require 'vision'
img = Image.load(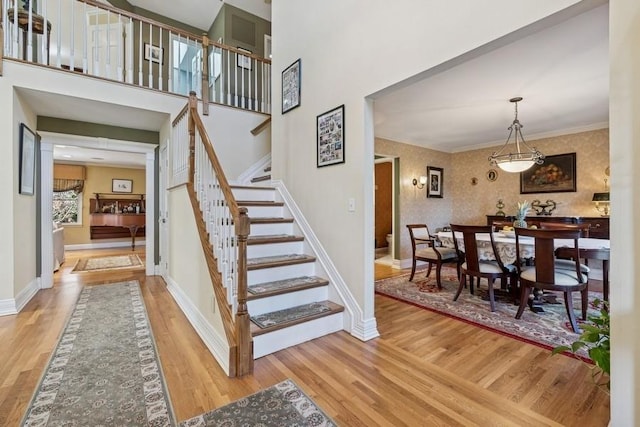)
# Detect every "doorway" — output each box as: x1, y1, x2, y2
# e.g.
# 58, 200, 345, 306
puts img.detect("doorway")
374, 156, 398, 267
